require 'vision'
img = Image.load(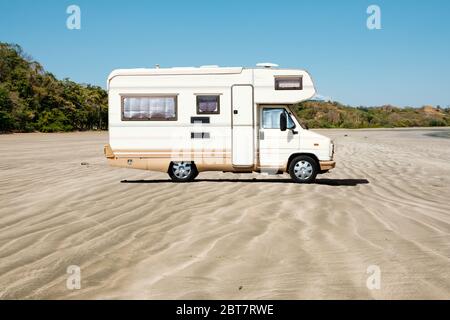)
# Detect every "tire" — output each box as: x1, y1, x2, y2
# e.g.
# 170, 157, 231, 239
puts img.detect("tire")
168, 161, 198, 182
288, 155, 318, 183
